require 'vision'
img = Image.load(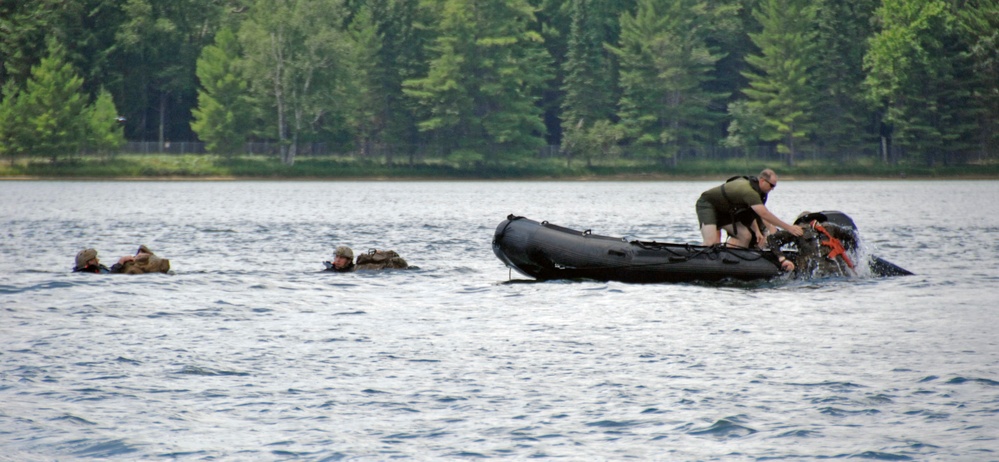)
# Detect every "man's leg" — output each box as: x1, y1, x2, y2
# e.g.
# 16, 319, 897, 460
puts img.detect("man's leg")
700, 223, 721, 245
724, 222, 754, 248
